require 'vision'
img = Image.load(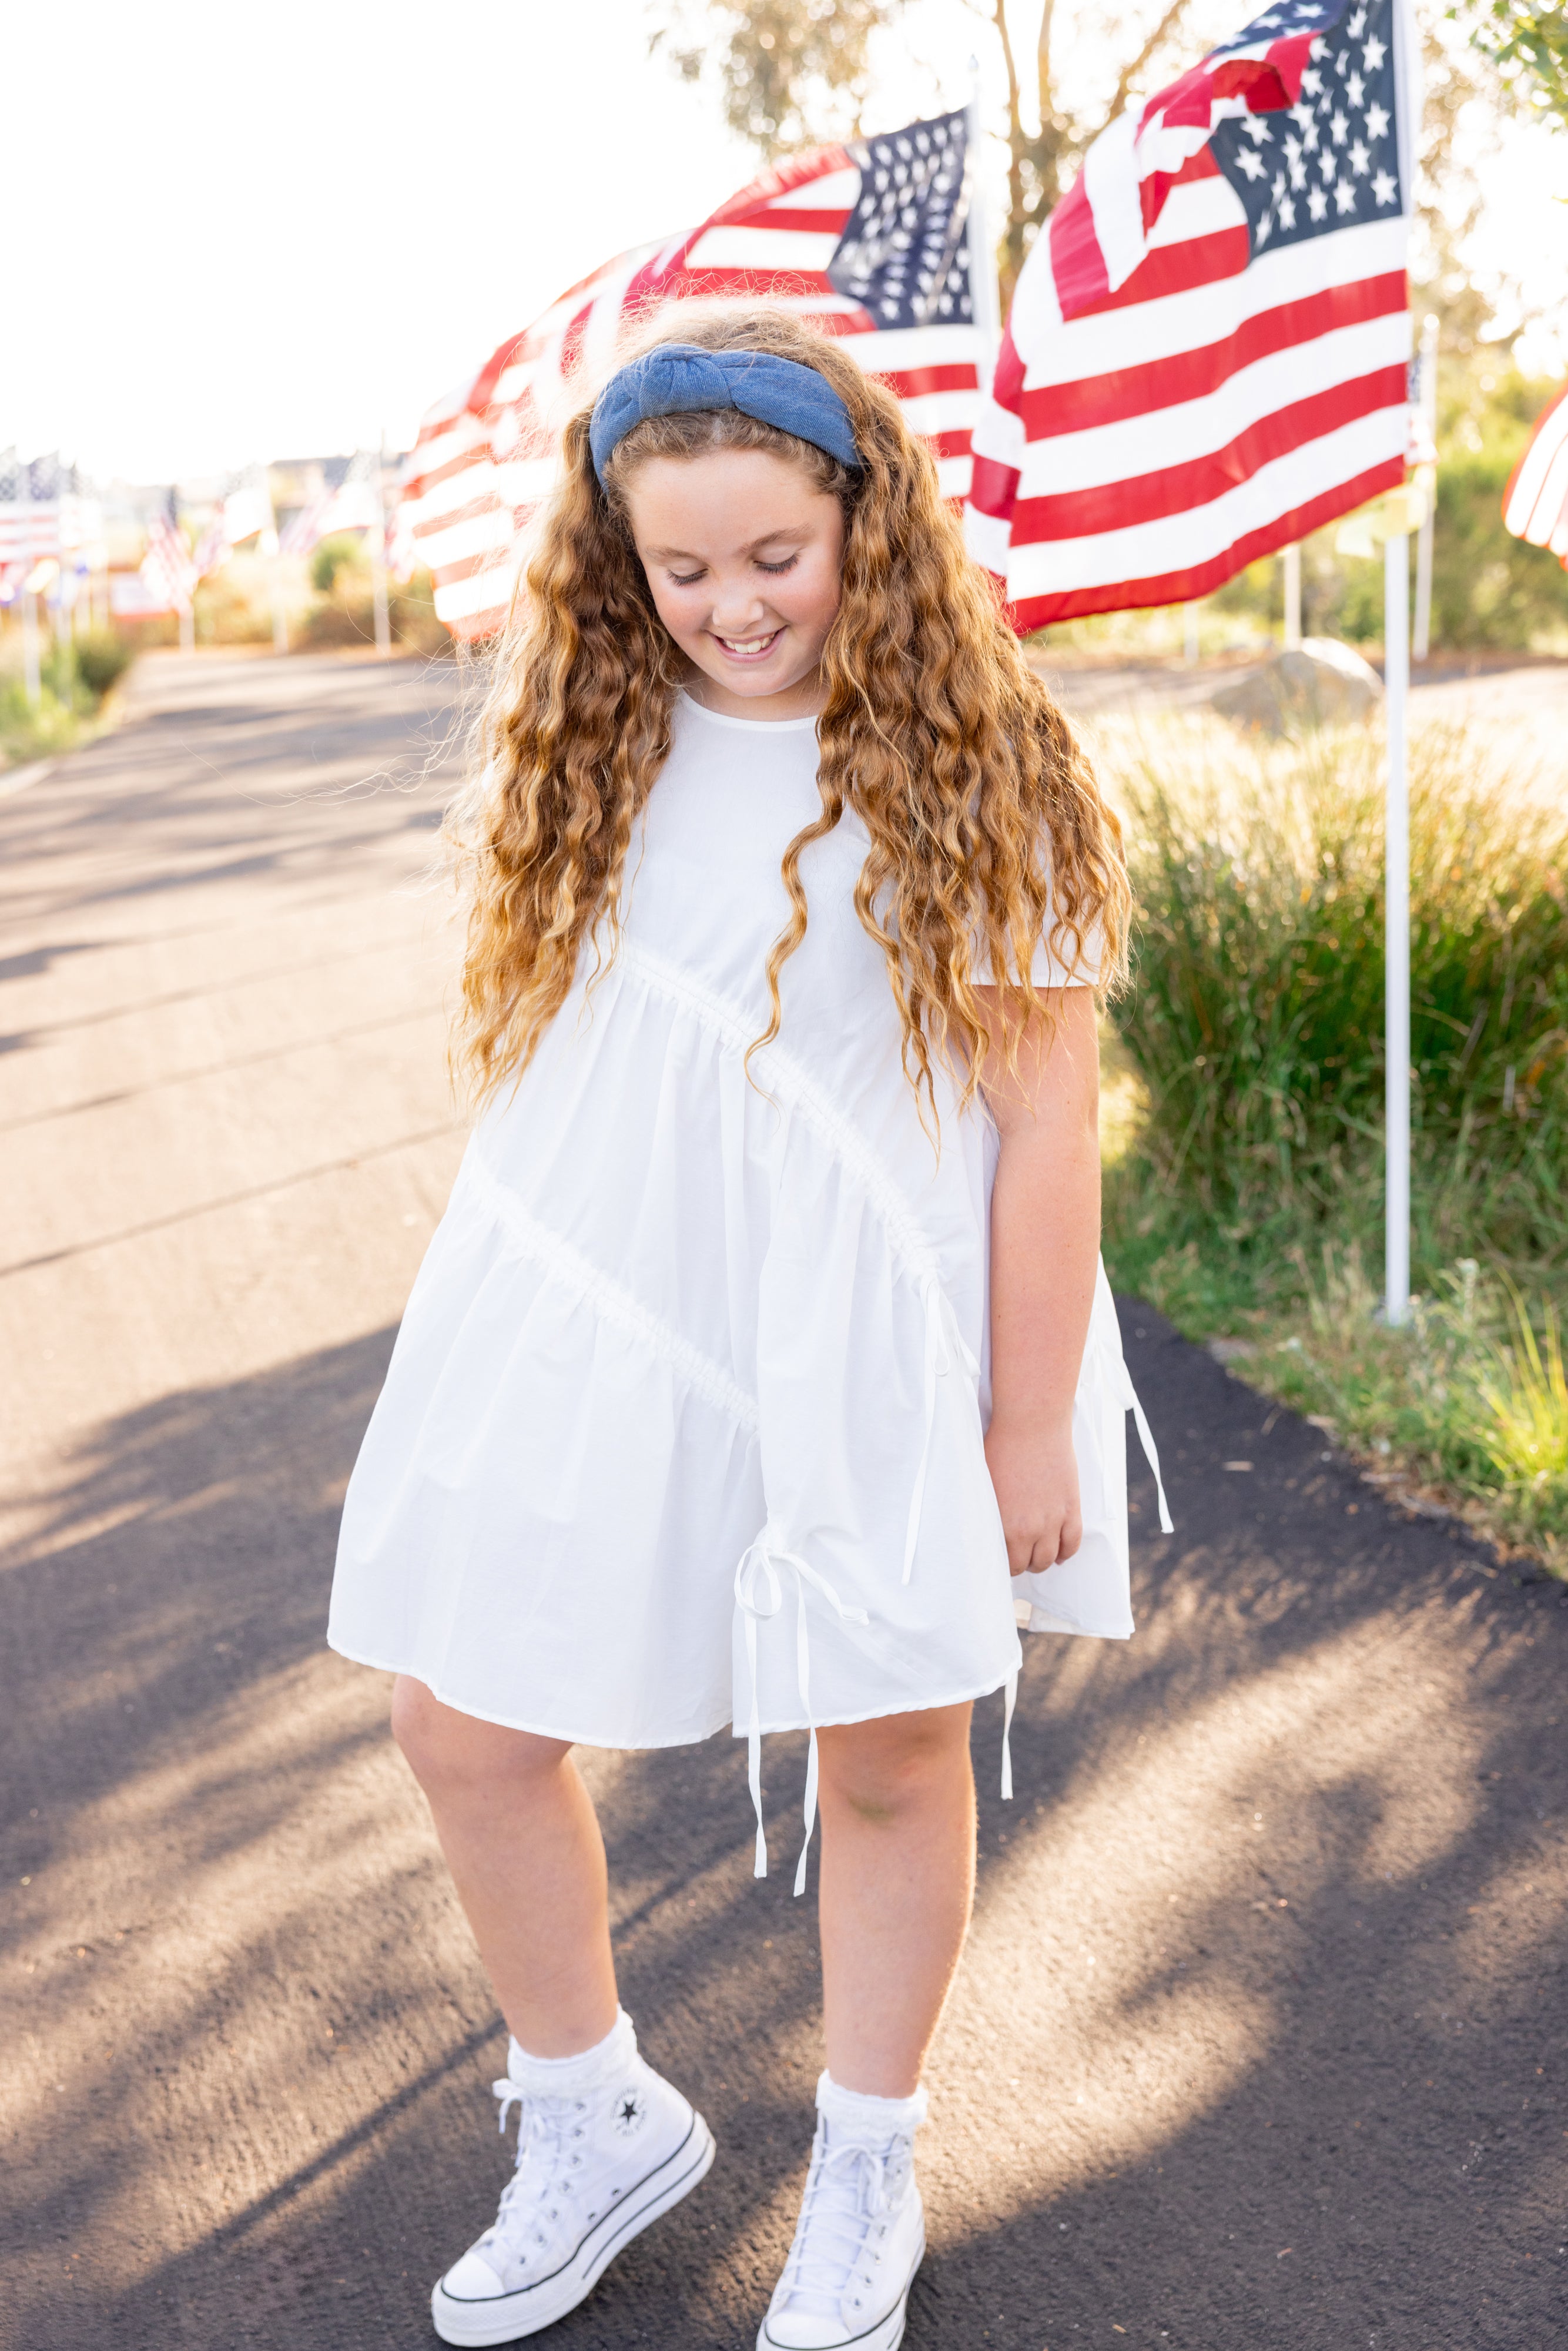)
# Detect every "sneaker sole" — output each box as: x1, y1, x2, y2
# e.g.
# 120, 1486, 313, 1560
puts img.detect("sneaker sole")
431, 2111, 716, 2346
756, 2221, 924, 2351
